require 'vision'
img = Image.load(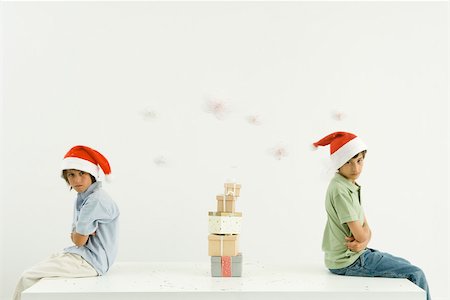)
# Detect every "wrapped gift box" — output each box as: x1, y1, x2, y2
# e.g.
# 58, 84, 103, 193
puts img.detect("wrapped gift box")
208, 234, 239, 256
216, 194, 237, 213
224, 183, 241, 197
211, 253, 243, 277
208, 212, 242, 234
